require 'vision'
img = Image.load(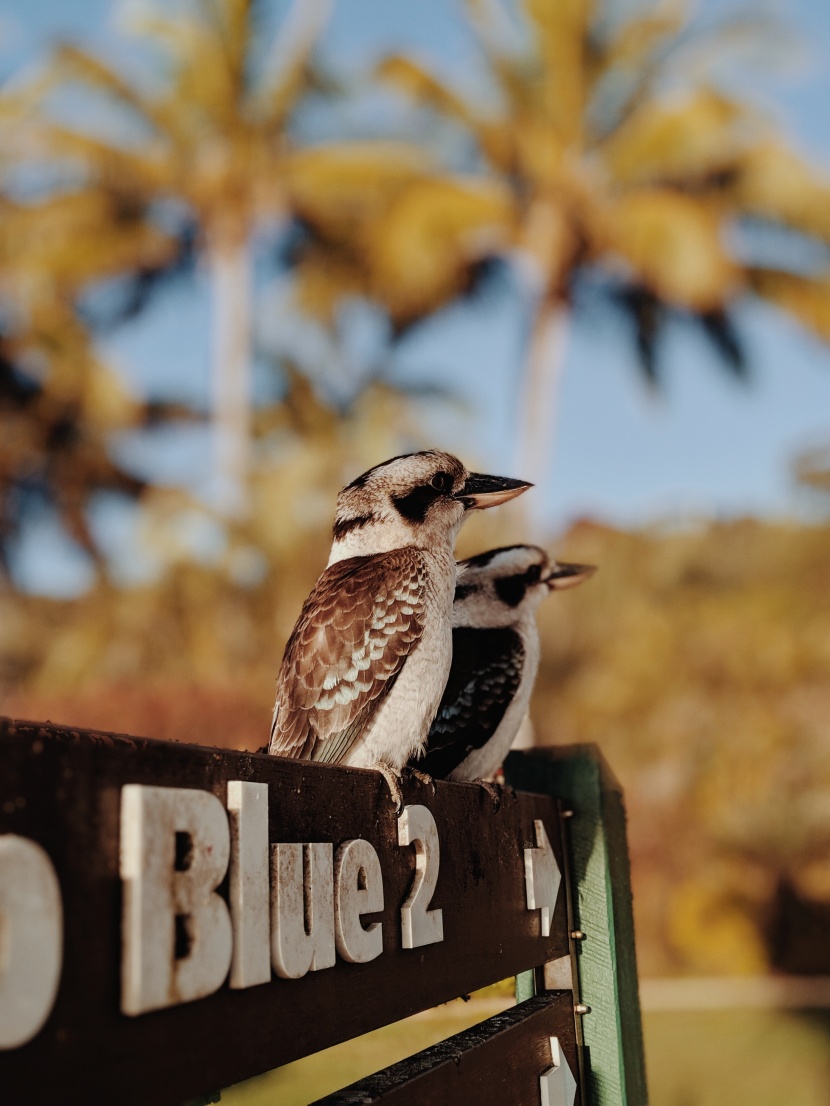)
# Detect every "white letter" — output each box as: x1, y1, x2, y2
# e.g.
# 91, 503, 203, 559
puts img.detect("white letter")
398, 805, 443, 949
334, 839, 384, 964
120, 785, 232, 1015
227, 781, 271, 988
270, 842, 335, 979
0, 836, 63, 1049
